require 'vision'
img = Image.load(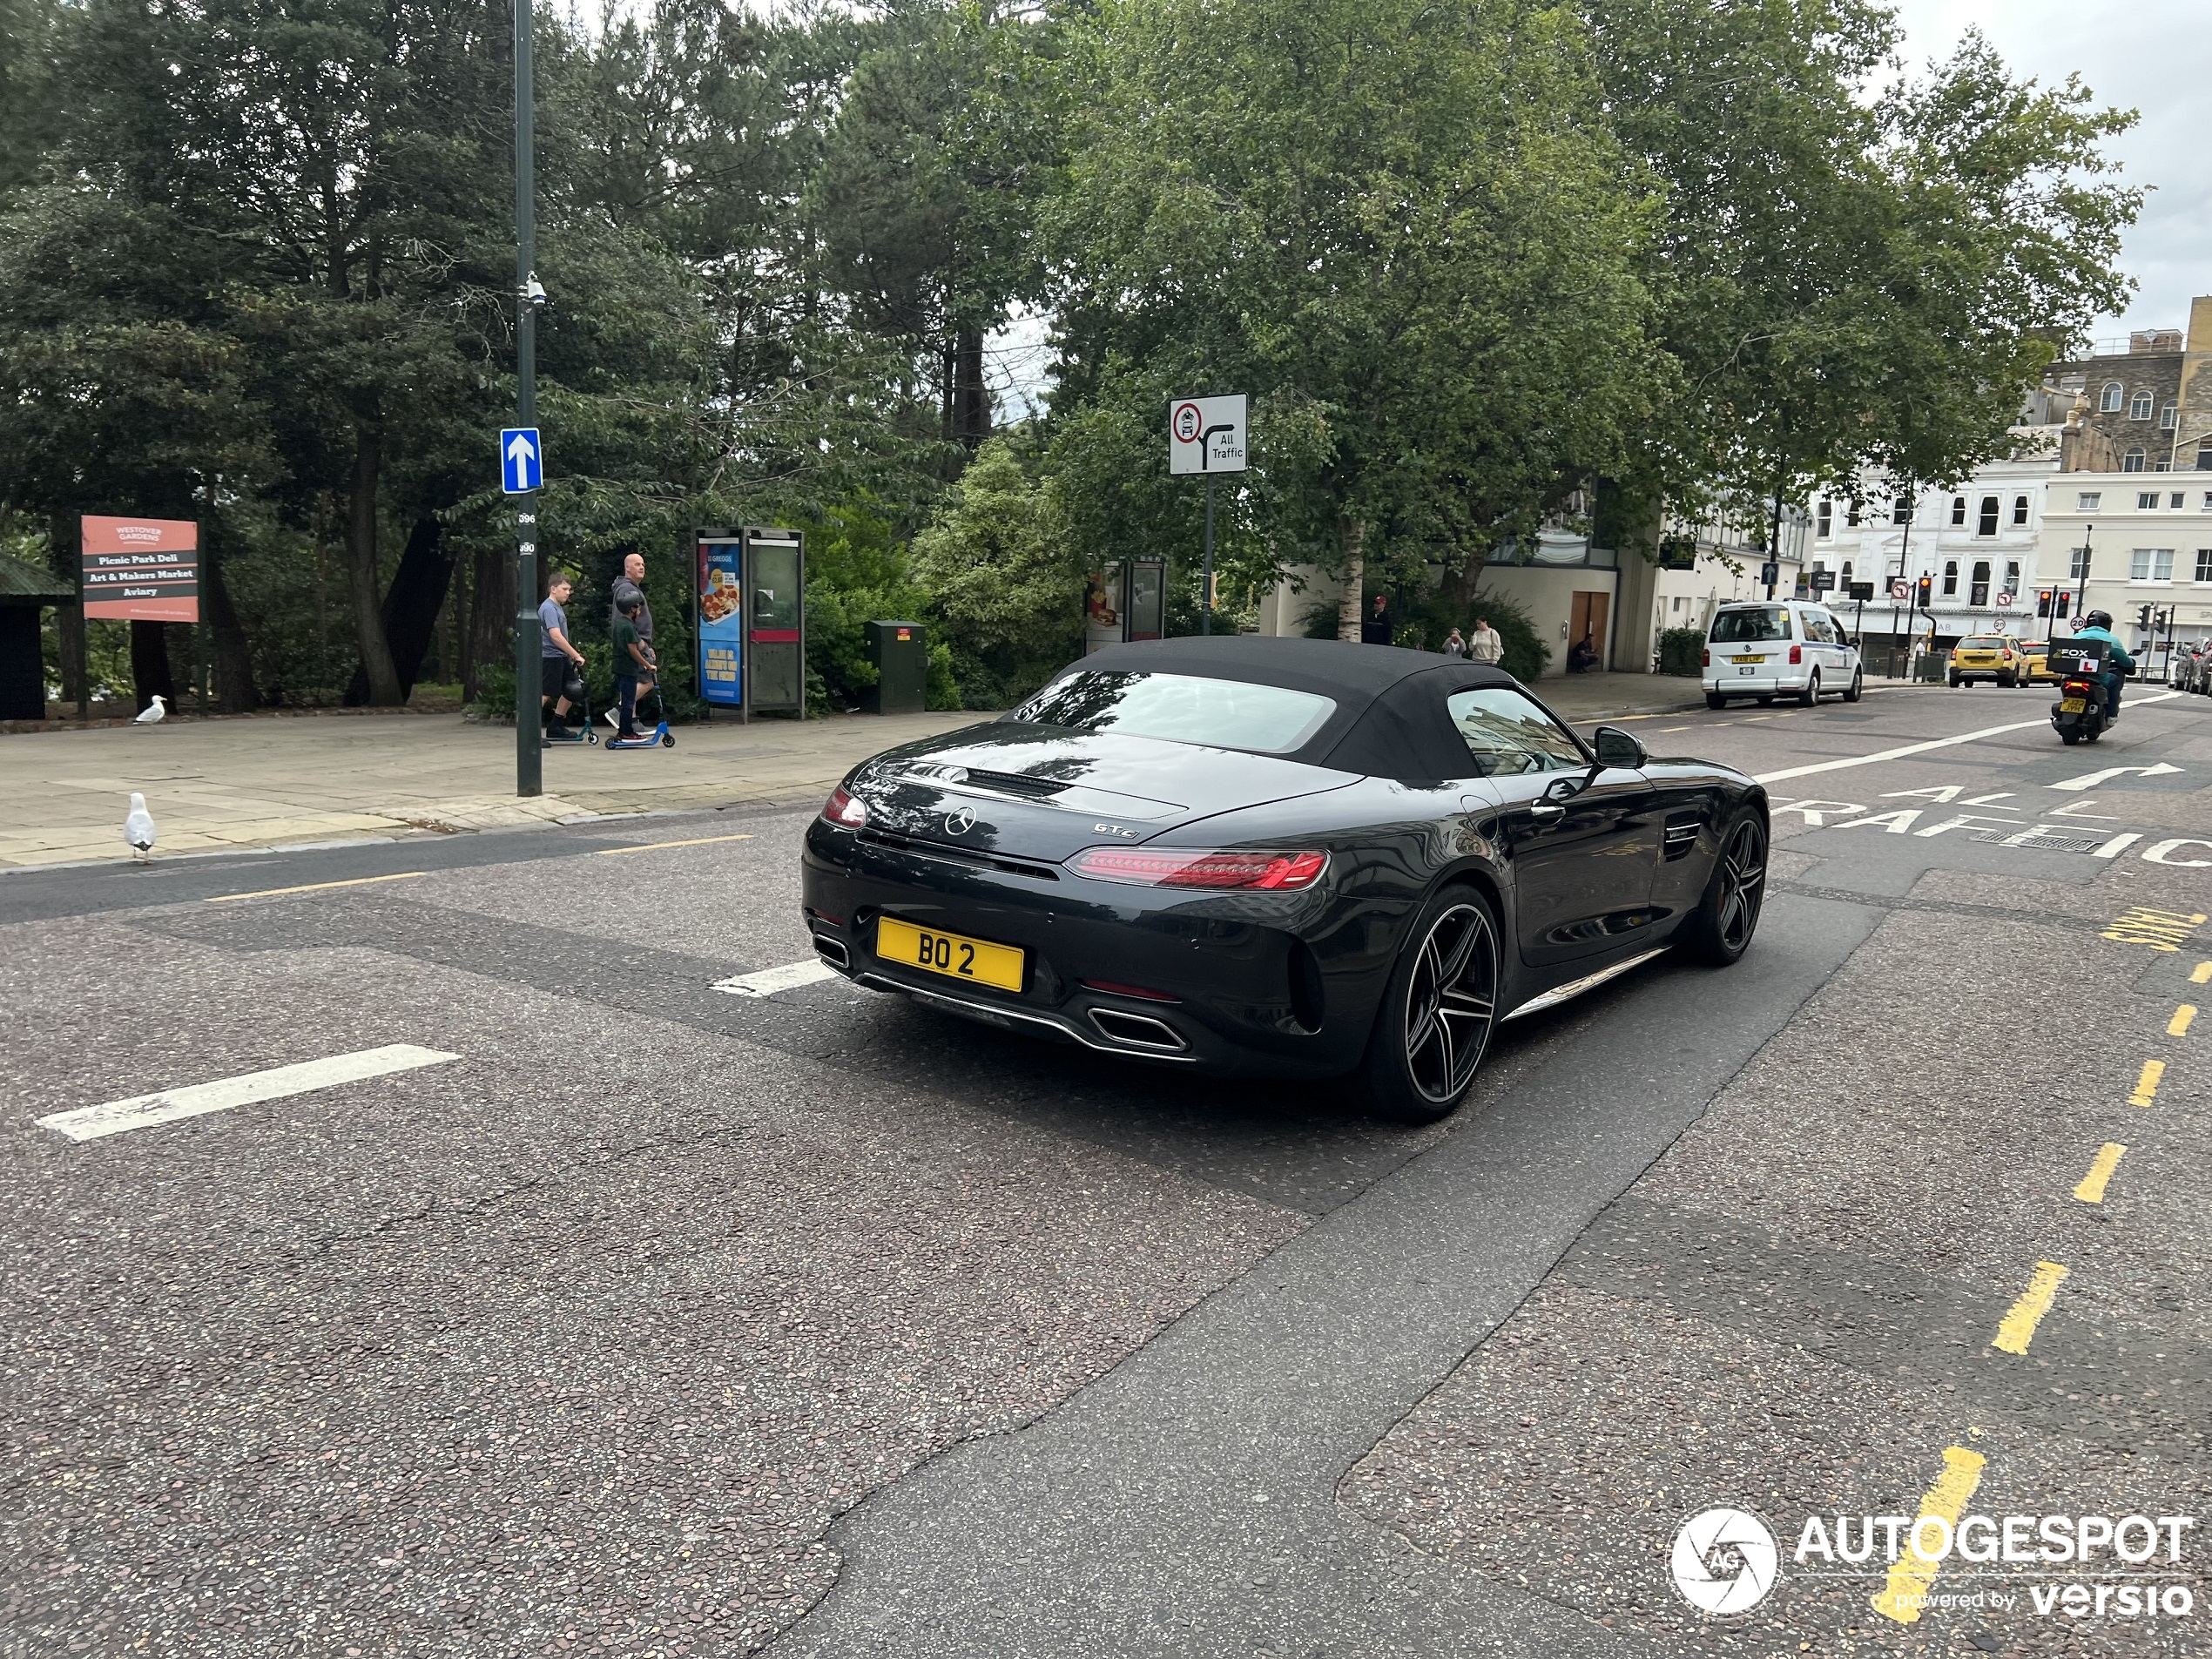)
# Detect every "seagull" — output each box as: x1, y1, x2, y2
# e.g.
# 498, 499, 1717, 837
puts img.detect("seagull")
134, 695, 167, 725
125, 792, 157, 860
